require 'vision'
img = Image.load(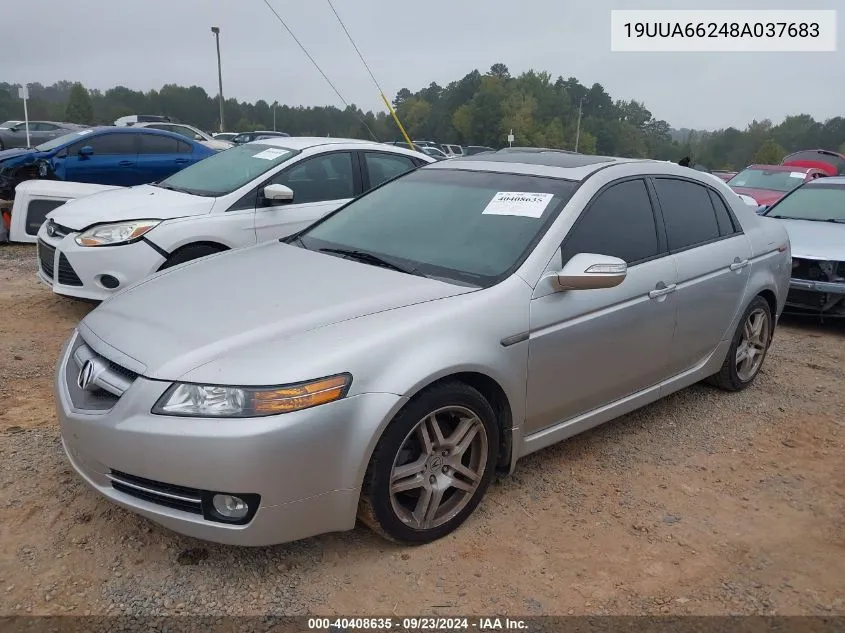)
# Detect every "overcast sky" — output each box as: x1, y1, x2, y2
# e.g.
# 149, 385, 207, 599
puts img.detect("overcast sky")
2, 0, 841, 130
